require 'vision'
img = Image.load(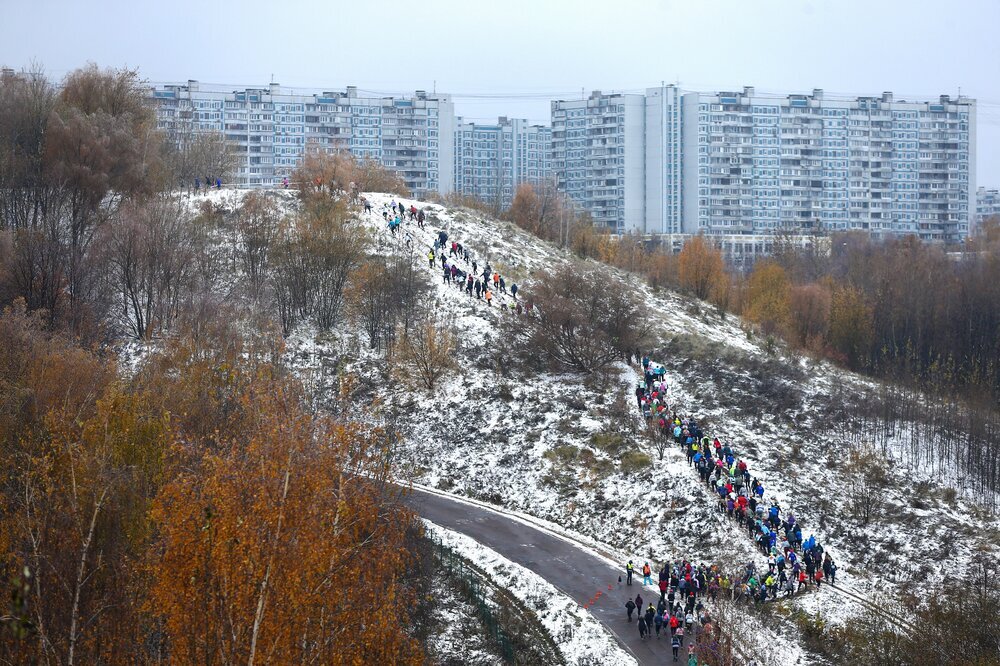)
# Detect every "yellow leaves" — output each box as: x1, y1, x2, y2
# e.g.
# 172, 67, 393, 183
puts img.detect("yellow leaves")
678, 235, 727, 303
0, 305, 424, 664
145, 363, 422, 664
744, 260, 793, 337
